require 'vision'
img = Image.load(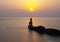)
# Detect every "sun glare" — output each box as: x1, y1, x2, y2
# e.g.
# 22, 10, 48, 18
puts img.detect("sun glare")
23, 0, 39, 11
29, 8, 33, 11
